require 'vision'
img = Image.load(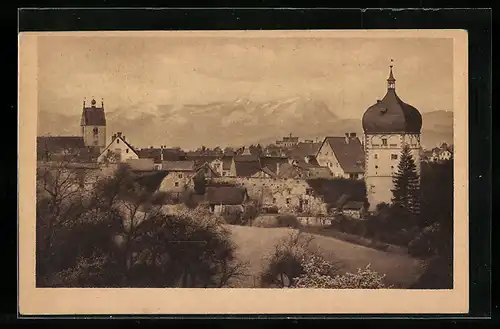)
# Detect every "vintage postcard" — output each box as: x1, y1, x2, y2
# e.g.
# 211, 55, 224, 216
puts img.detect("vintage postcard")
19, 30, 468, 315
